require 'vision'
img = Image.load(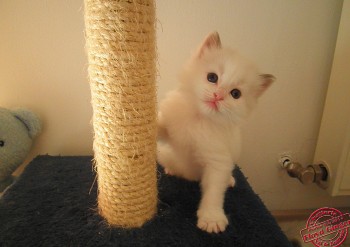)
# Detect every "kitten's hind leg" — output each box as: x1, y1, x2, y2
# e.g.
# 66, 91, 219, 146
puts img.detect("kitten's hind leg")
228, 176, 235, 188
157, 143, 201, 181
157, 112, 168, 140
157, 143, 179, 176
